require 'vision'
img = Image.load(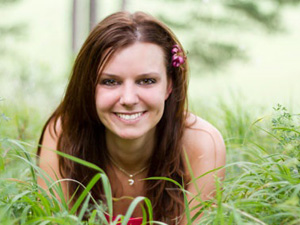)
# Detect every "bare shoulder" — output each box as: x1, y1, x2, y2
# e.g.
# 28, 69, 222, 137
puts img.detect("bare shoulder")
38, 117, 69, 200
180, 113, 226, 224
183, 112, 226, 170
38, 117, 63, 183
39, 117, 62, 159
